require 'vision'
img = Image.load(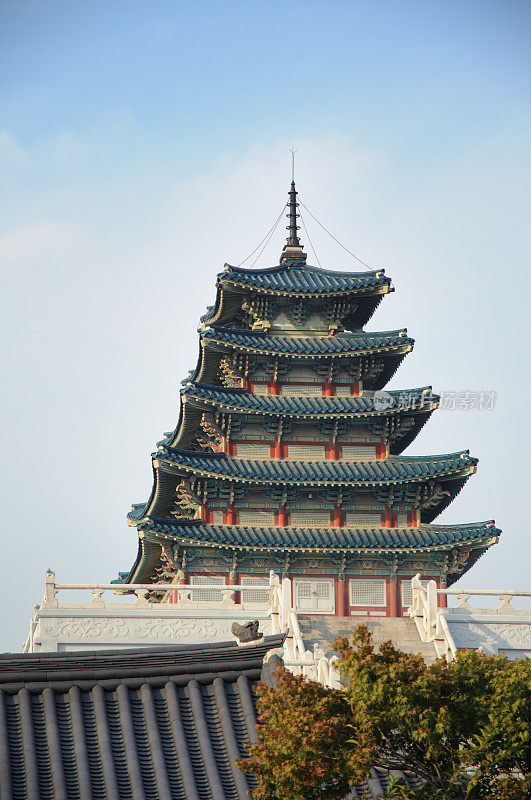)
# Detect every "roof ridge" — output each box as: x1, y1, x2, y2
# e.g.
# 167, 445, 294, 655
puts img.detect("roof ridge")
223, 262, 384, 278
205, 325, 408, 337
